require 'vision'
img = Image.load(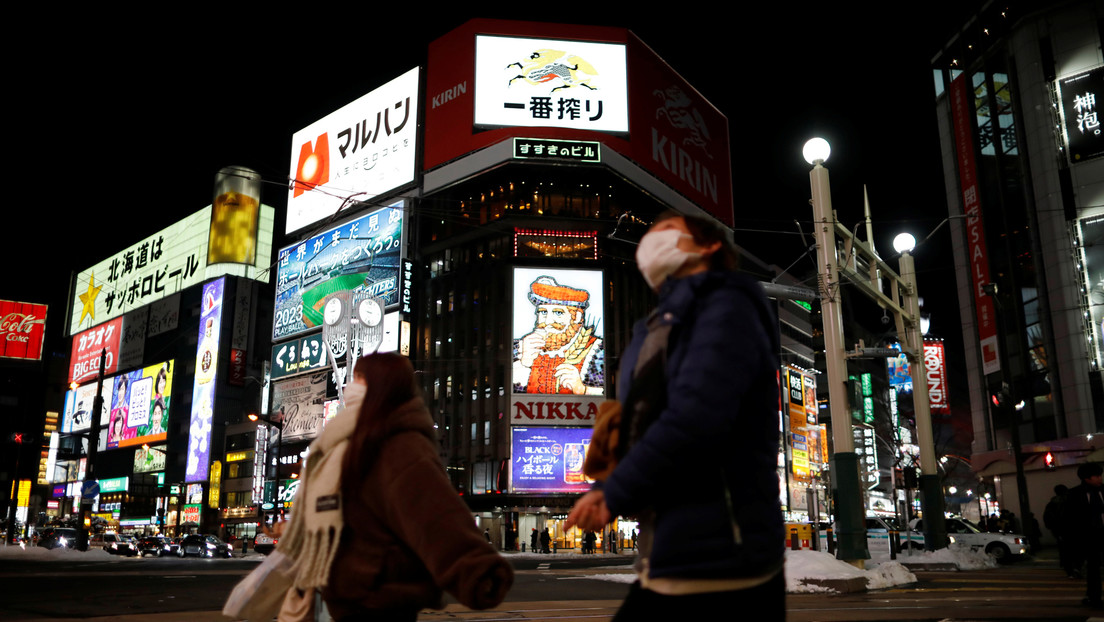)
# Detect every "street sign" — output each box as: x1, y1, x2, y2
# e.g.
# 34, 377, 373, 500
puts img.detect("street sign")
81, 480, 100, 500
